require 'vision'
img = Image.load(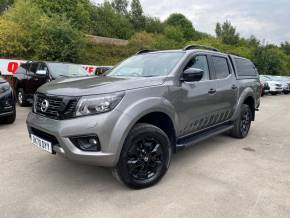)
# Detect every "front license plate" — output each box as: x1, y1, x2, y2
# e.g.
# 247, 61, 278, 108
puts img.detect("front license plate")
31, 134, 52, 154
